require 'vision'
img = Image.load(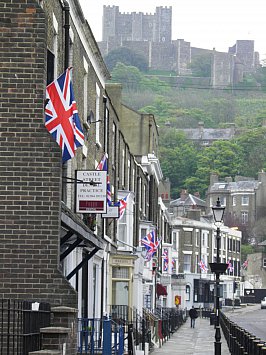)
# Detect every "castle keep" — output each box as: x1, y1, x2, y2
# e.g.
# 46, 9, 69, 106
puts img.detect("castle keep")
99, 6, 260, 86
